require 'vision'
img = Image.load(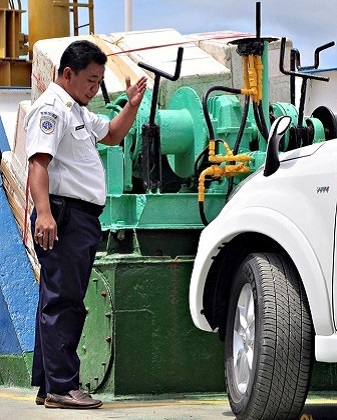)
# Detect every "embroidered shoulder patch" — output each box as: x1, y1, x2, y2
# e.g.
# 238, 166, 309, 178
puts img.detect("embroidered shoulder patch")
40, 111, 57, 134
